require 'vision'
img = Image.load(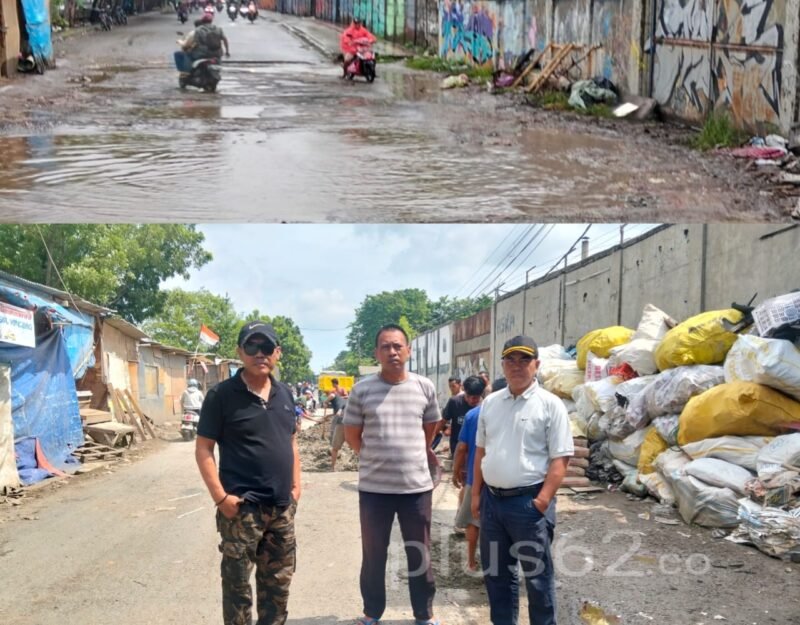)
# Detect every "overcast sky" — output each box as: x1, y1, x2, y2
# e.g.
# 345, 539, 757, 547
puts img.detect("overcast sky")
165, 224, 658, 371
